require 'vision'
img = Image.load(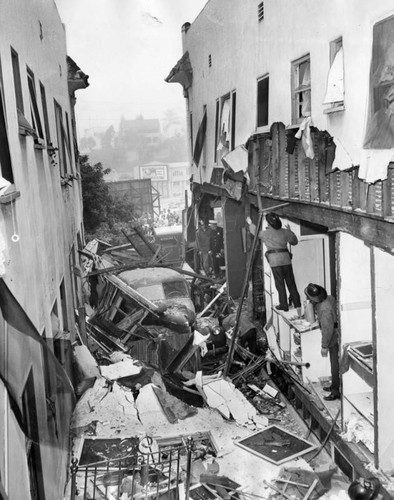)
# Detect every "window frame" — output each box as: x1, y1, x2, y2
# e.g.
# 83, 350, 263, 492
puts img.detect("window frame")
215, 91, 236, 162
0, 56, 14, 184
323, 37, 345, 113
54, 99, 67, 177
11, 48, 24, 114
39, 81, 51, 145
26, 67, 44, 146
291, 54, 311, 124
